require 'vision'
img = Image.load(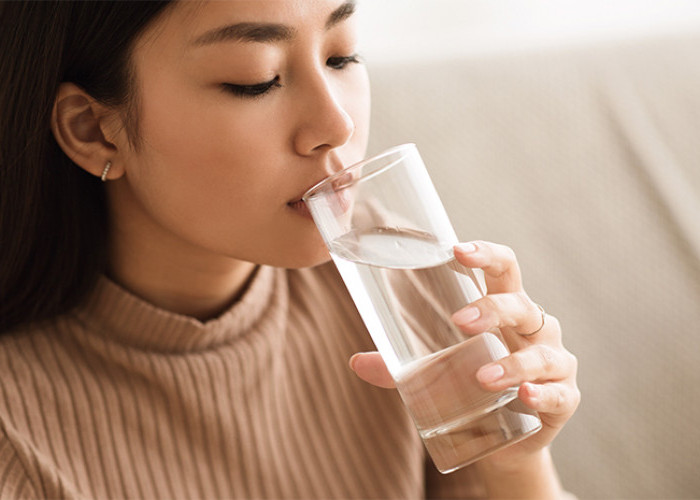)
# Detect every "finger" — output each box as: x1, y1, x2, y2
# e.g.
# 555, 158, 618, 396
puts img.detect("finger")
451, 292, 544, 339
518, 382, 581, 418
475, 344, 578, 391
453, 241, 523, 294
349, 352, 395, 389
